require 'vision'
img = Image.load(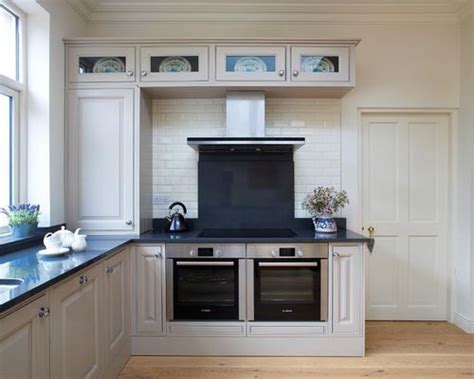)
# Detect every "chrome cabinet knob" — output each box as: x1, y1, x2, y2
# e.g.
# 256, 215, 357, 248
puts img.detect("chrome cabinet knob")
215, 249, 221, 257
106, 267, 114, 274
278, 69, 285, 77
297, 250, 303, 257
333, 251, 341, 257
38, 307, 50, 318
125, 220, 133, 226
79, 275, 88, 284
189, 250, 195, 257
126, 70, 134, 77
293, 70, 299, 77
141, 70, 148, 77
270, 250, 277, 257
155, 253, 161, 258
